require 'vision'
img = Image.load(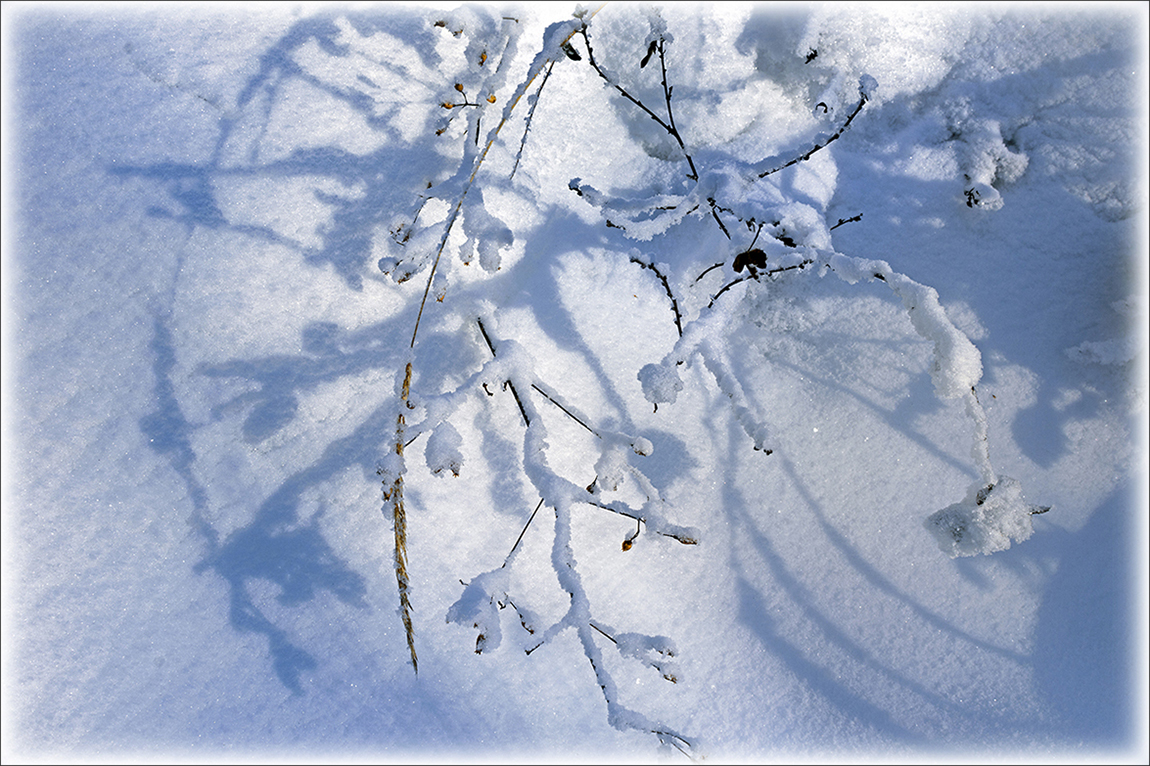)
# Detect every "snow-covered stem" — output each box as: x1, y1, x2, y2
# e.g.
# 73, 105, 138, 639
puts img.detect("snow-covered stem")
586, 499, 699, 545
964, 386, 997, 488
466, 313, 700, 751
577, 618, 697, 757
